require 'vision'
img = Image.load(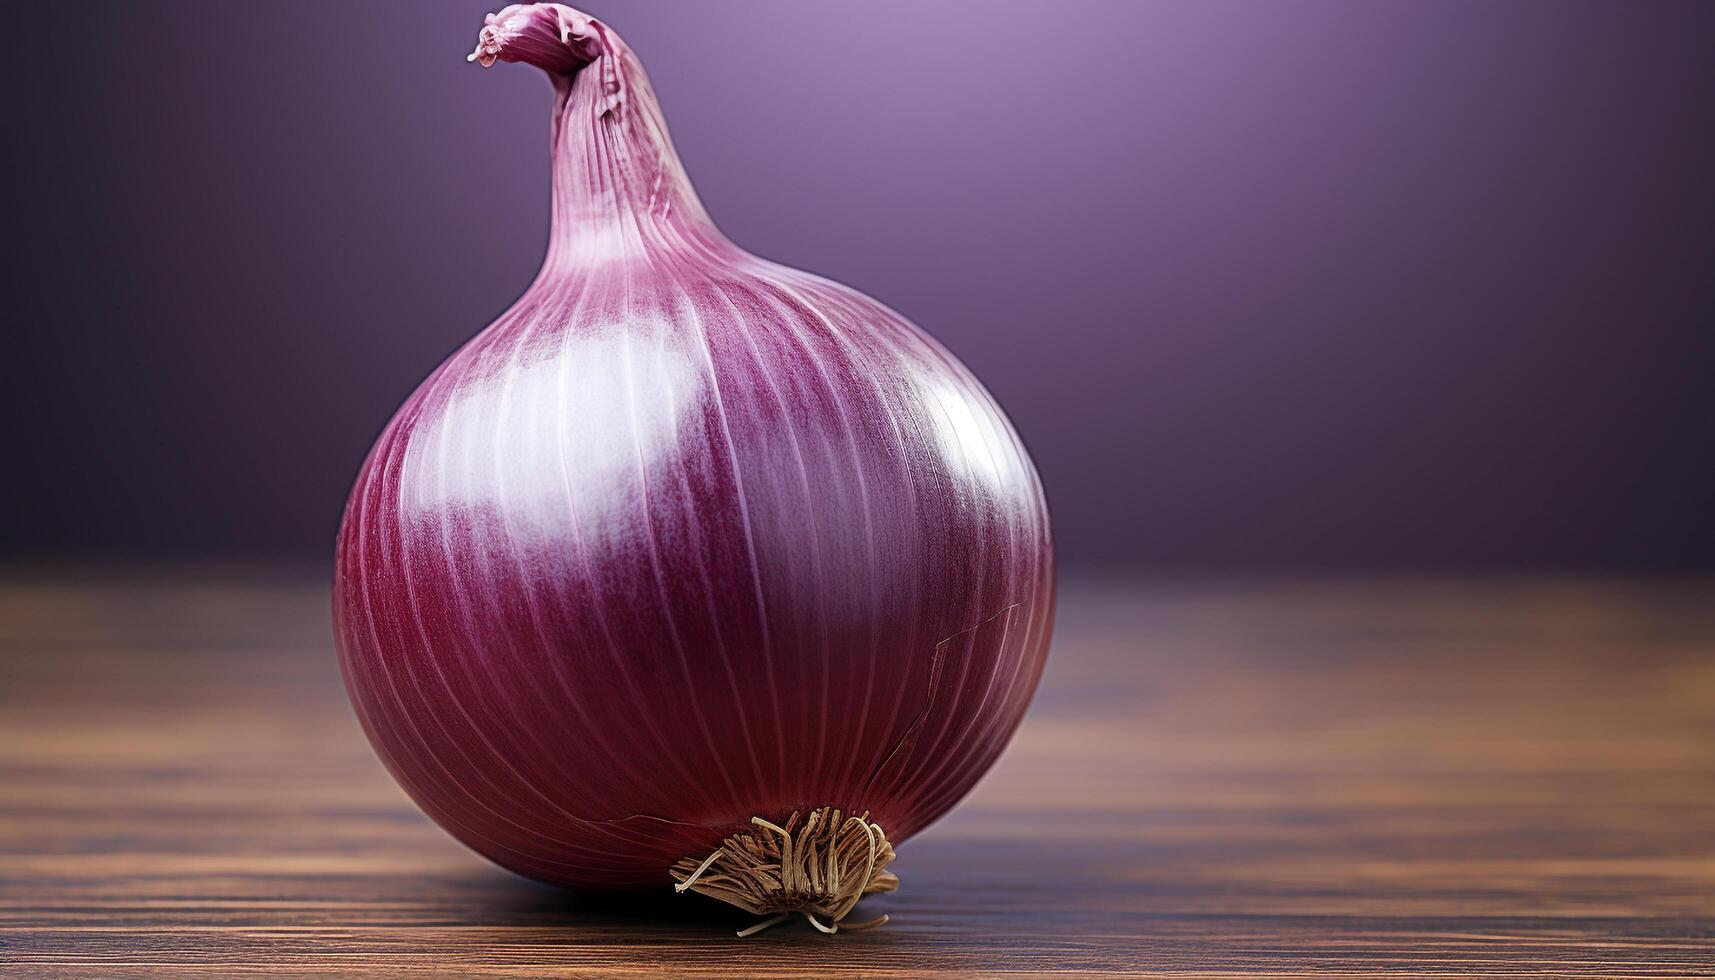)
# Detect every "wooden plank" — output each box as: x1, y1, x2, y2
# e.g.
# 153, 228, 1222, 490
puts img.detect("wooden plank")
2, 574, 1713, 976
